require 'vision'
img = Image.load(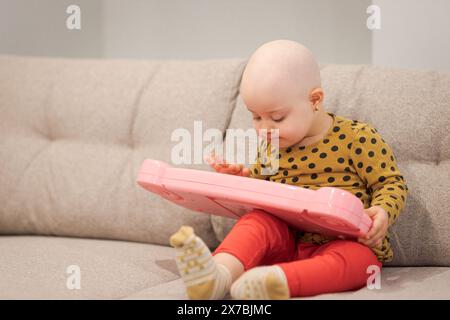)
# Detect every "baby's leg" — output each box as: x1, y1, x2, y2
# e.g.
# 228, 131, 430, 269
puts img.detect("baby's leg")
213, 210, 297, 300
212, 210, 297, 271
170, 226, 233, 300
170, 210, 296, 300
277, 240, 382, 298
230, 265, 291, 299
213, 252, 244, 283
